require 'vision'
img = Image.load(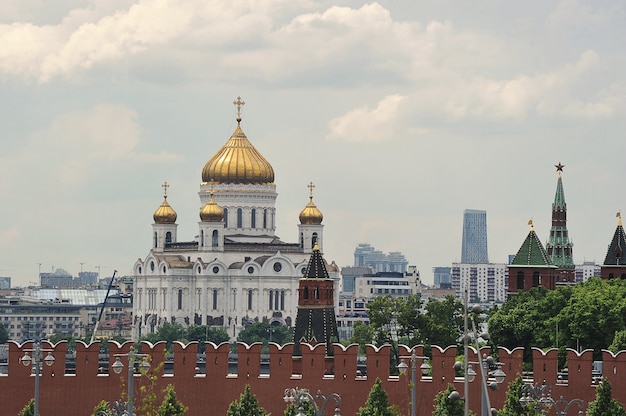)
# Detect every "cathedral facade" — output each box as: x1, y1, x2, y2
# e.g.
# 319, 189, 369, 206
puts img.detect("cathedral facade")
132, 98, 339, 339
